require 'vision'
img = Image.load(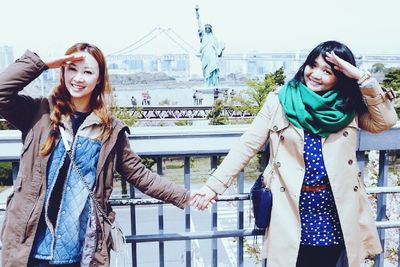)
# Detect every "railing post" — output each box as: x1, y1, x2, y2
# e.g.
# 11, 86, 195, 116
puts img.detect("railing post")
356, 151, 366, 179
12, 161, 19, 184
237, 171, 244, 267
398, 233, 400, 267
129, 183, 137, 267
157, 157, 165, 267
184, 157, 192, 267
374, 150, 389, 267
211, 156, 218, 267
